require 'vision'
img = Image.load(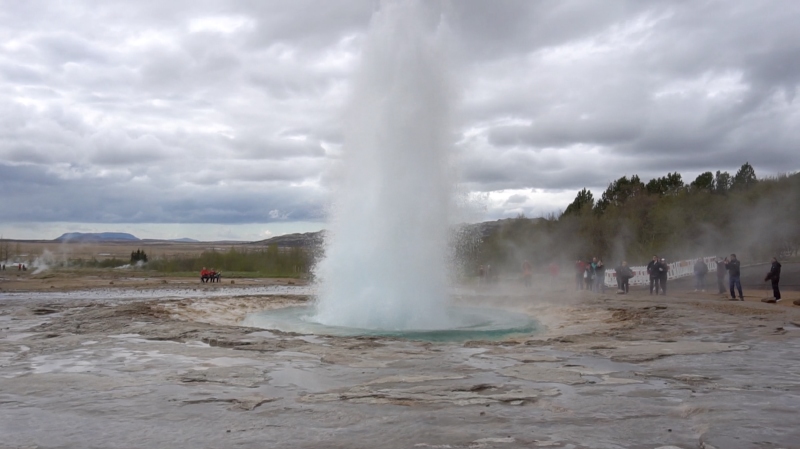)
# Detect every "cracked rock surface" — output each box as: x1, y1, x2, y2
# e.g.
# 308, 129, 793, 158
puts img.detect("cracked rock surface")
1, 284, 799, 449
